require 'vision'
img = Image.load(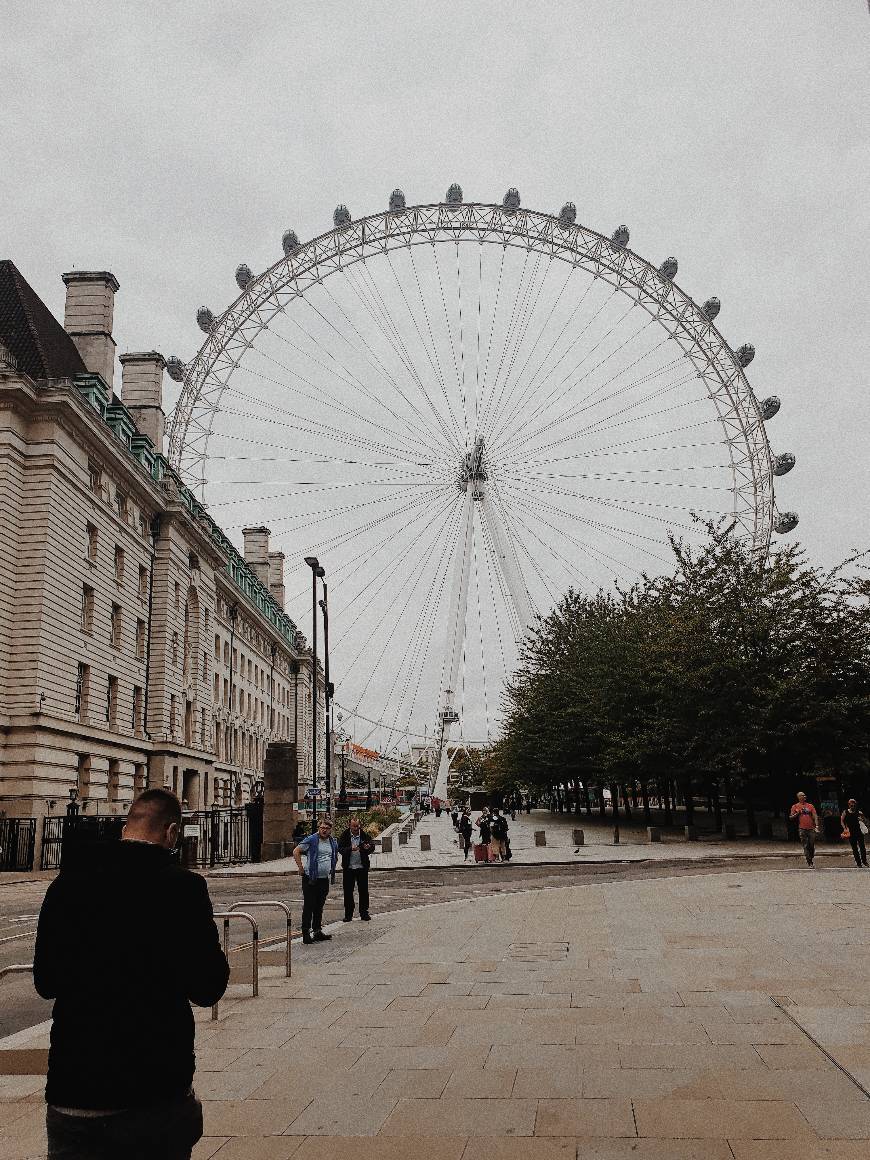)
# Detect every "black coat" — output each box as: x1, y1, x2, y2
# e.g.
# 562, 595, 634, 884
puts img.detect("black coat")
34, 839, 229, 1109
337, 827, 375, 871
